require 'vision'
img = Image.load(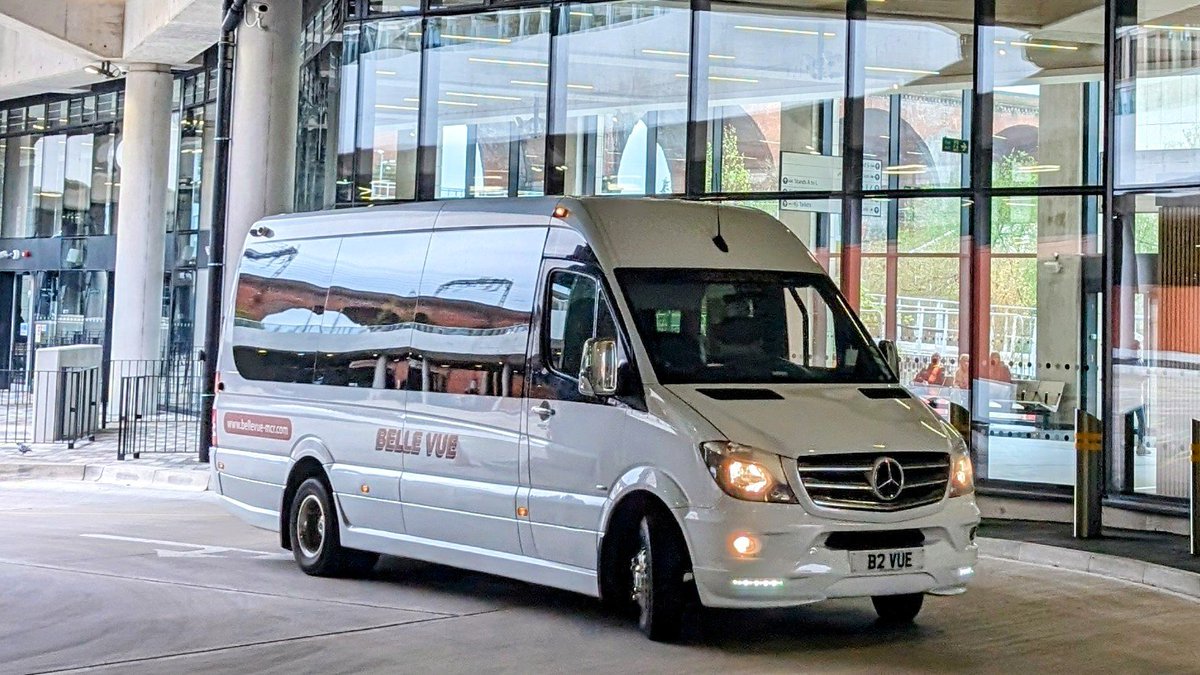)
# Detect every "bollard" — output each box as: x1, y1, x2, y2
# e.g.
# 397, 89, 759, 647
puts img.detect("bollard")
1192, 420, 1200, 556
1074, 409, 1103, 539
